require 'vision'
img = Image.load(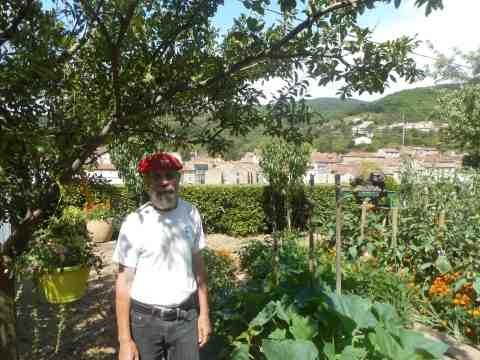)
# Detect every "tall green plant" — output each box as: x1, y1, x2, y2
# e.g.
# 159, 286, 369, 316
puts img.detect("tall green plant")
260, 140, 311, 231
